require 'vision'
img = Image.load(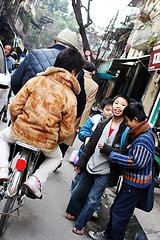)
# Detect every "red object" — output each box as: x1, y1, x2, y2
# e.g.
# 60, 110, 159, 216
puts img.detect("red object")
84, 50, 91, 57
108, 127, 114, 137
84, 50, 91, 61
76, 126, 81, 133
148, 41, 160, 71
16, 158, 27, 171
